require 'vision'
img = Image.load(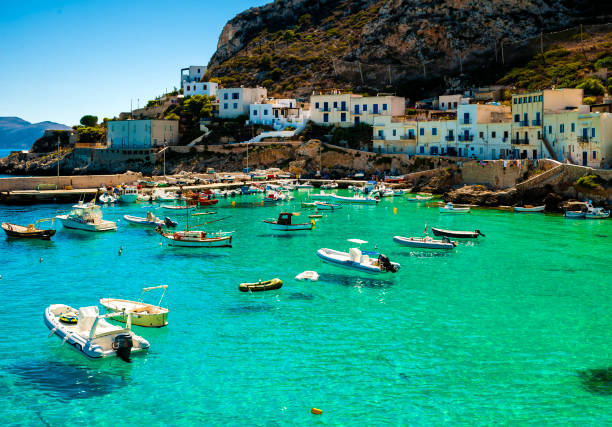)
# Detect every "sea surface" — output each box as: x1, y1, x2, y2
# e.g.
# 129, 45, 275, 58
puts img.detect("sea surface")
0, 190, 611, 426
